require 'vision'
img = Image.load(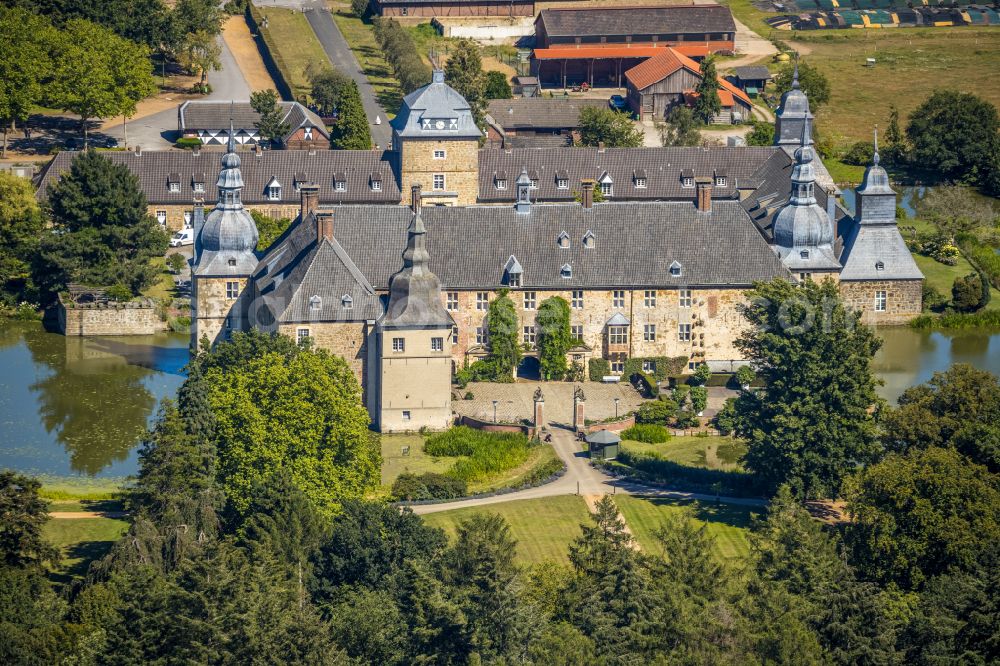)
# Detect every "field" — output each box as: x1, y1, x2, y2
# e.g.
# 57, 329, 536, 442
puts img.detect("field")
38, 475, 125, 500
614, 495, 757, 560
251, 7, 330, 101
380, 434, 453, 486
621, 436, 747, 471
329, 4, 403, 115
421, 495, 591, 564
43, 500, 128, 584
